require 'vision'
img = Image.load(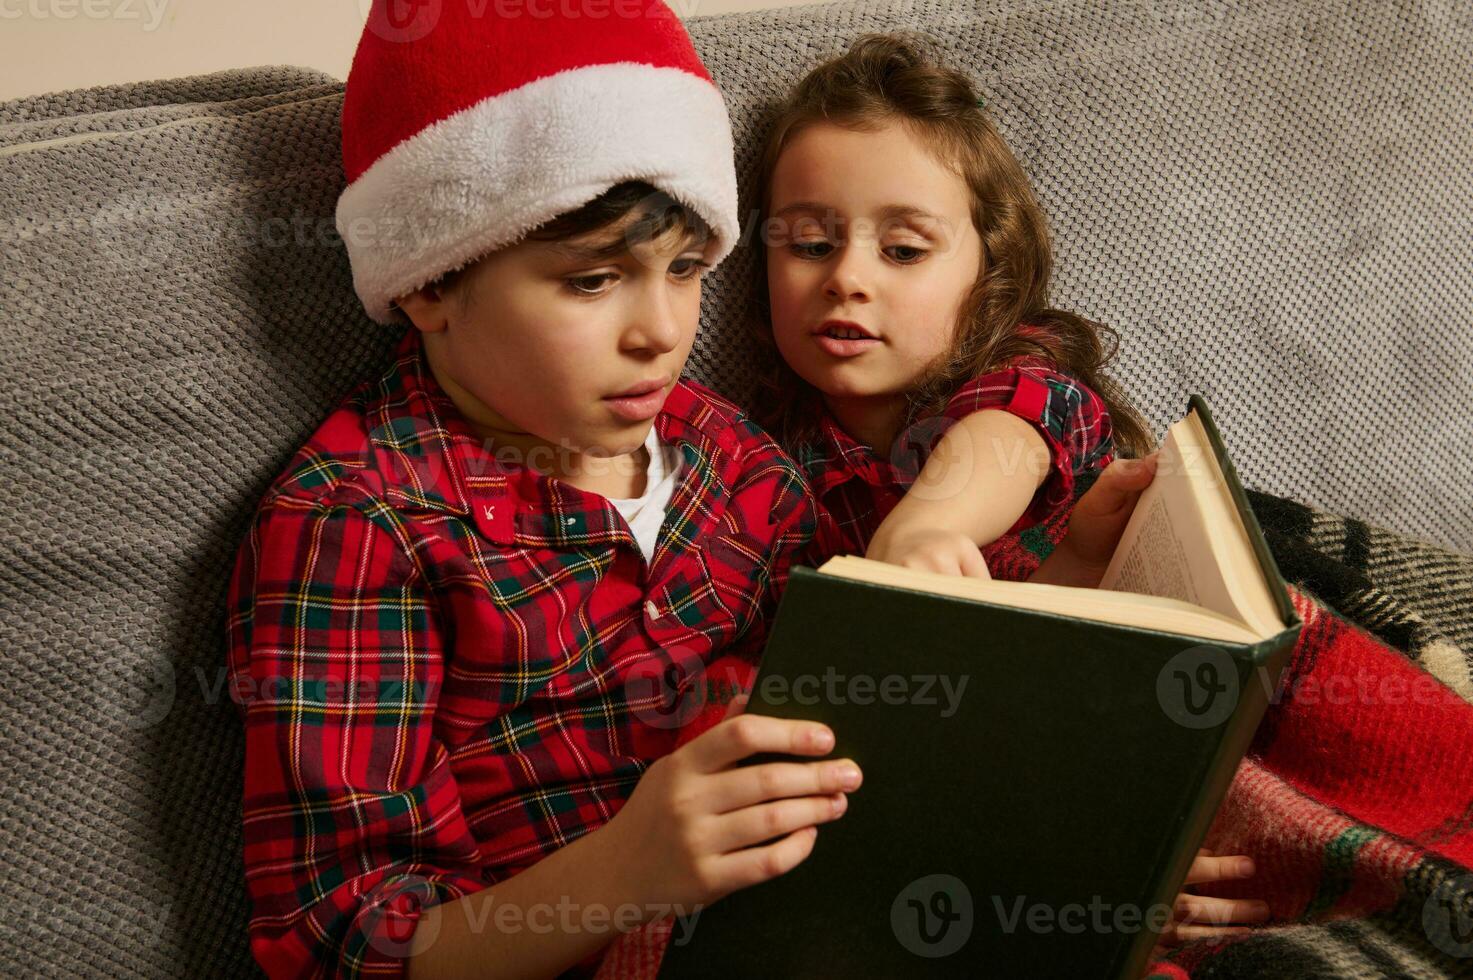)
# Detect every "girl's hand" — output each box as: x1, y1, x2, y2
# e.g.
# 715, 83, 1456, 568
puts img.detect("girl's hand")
1151, 848, 1270, 954
599, 711, 863, 916
864, 525, 993, 579
1031, 453, 1159, 588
